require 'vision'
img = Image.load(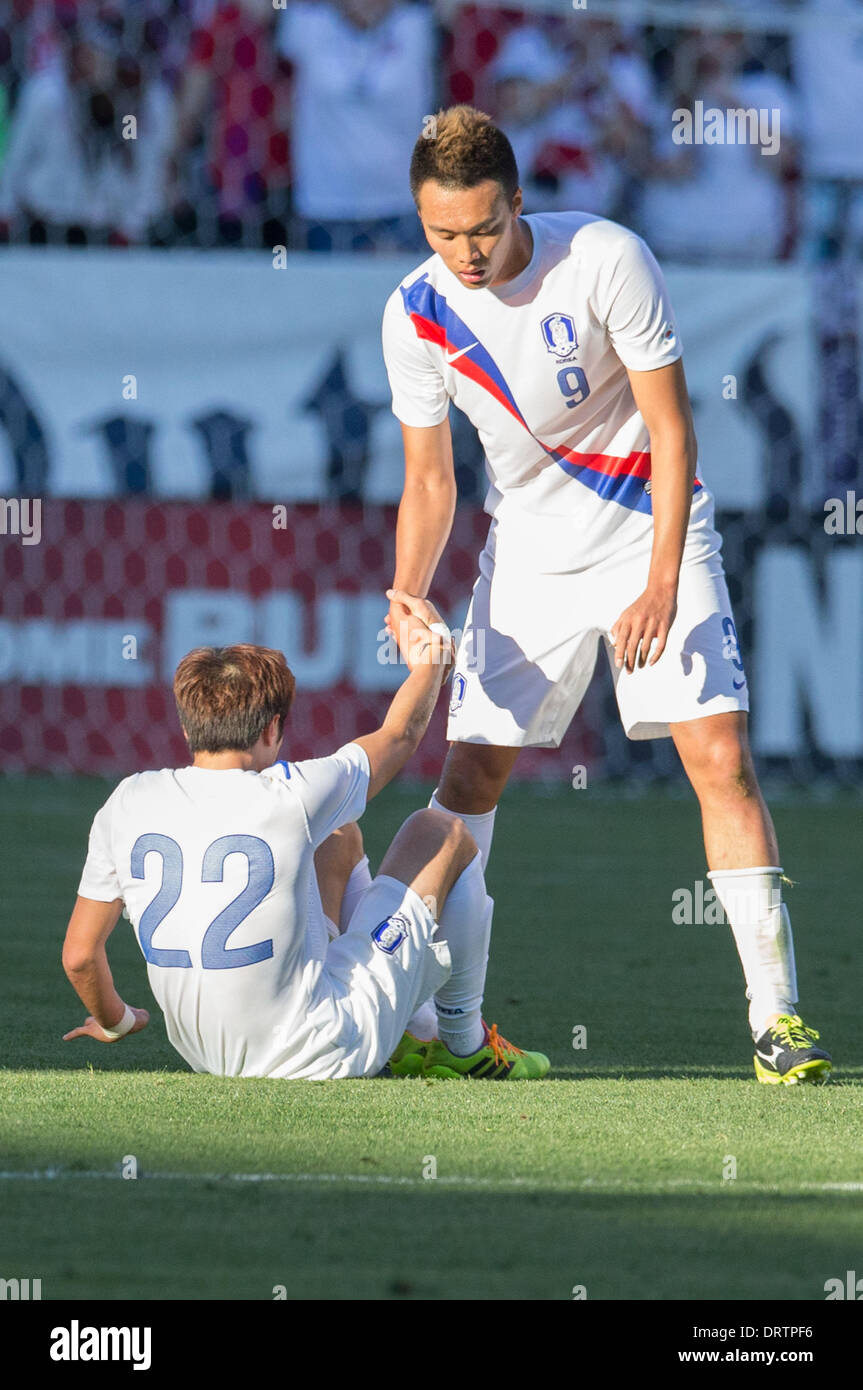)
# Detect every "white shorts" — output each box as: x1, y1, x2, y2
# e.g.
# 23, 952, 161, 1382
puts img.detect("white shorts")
447, 510, 749, 747
320, 875, 451, 1077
